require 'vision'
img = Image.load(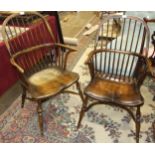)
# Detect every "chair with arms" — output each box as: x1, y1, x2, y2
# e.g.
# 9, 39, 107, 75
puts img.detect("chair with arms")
77, 15, 150, 142
2, 11, 84, 135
